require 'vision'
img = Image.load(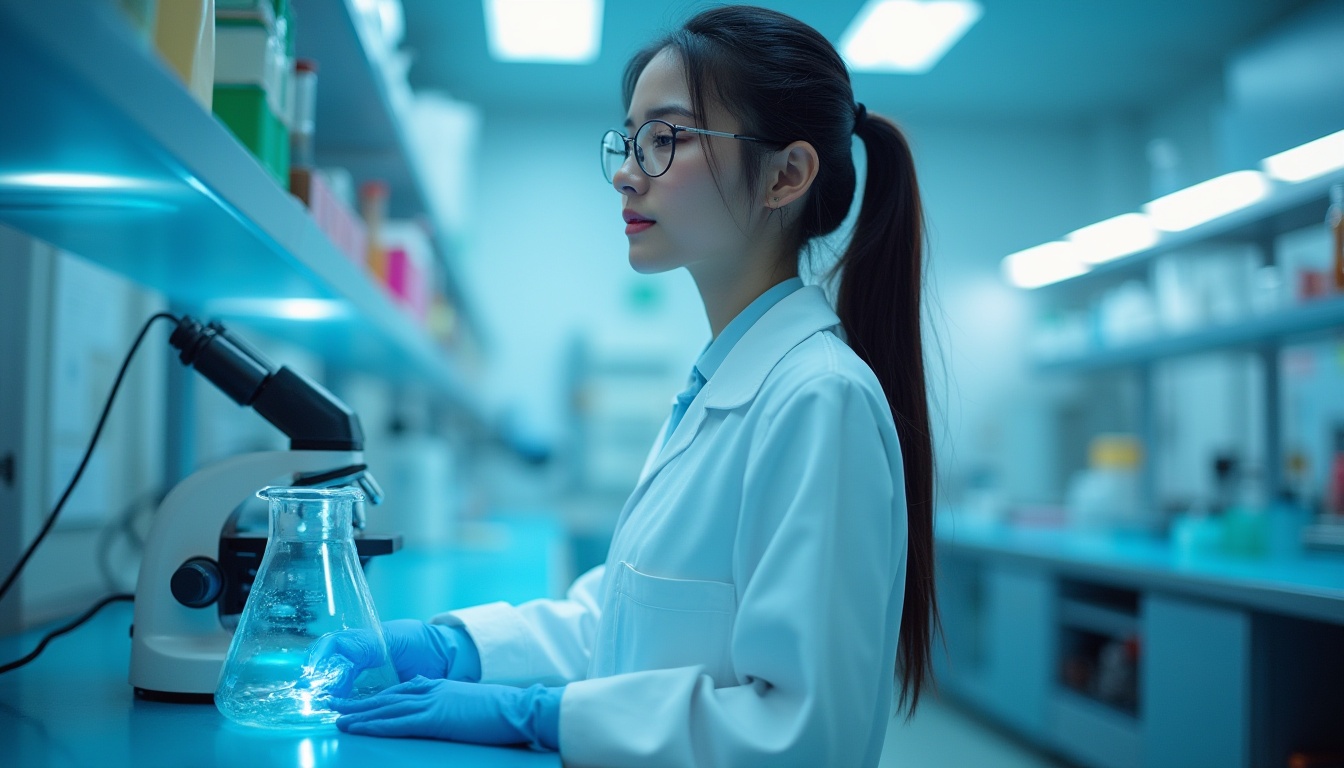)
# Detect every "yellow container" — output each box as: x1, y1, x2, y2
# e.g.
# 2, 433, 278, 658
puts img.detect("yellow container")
1089, 434, 1142, 470
154, 0, 215, 109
